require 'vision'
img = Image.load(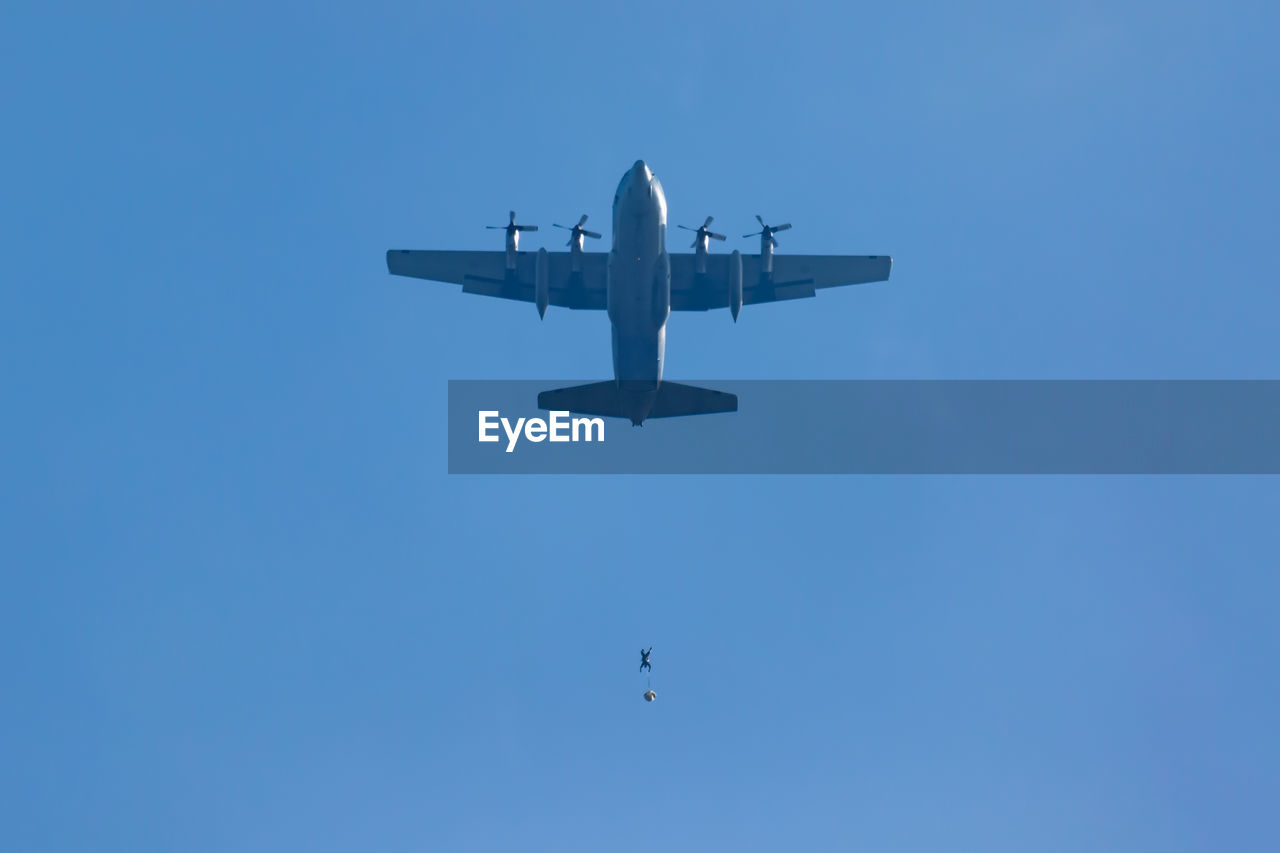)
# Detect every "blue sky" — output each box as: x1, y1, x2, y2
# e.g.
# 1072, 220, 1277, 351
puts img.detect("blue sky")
2, 1, 1278, 850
